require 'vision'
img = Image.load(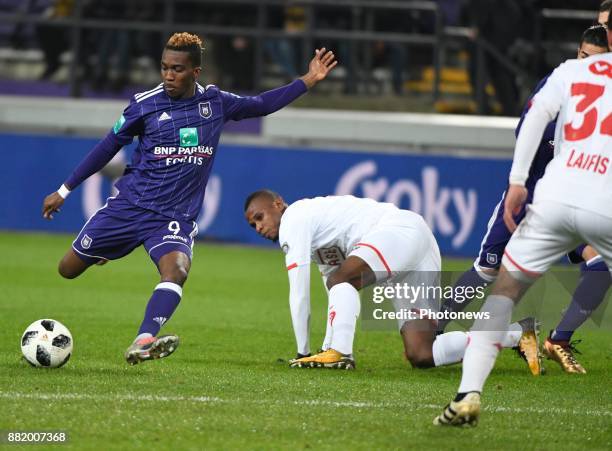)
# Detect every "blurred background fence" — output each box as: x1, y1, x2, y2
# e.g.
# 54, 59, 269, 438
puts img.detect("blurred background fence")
0, 0, 604, 115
